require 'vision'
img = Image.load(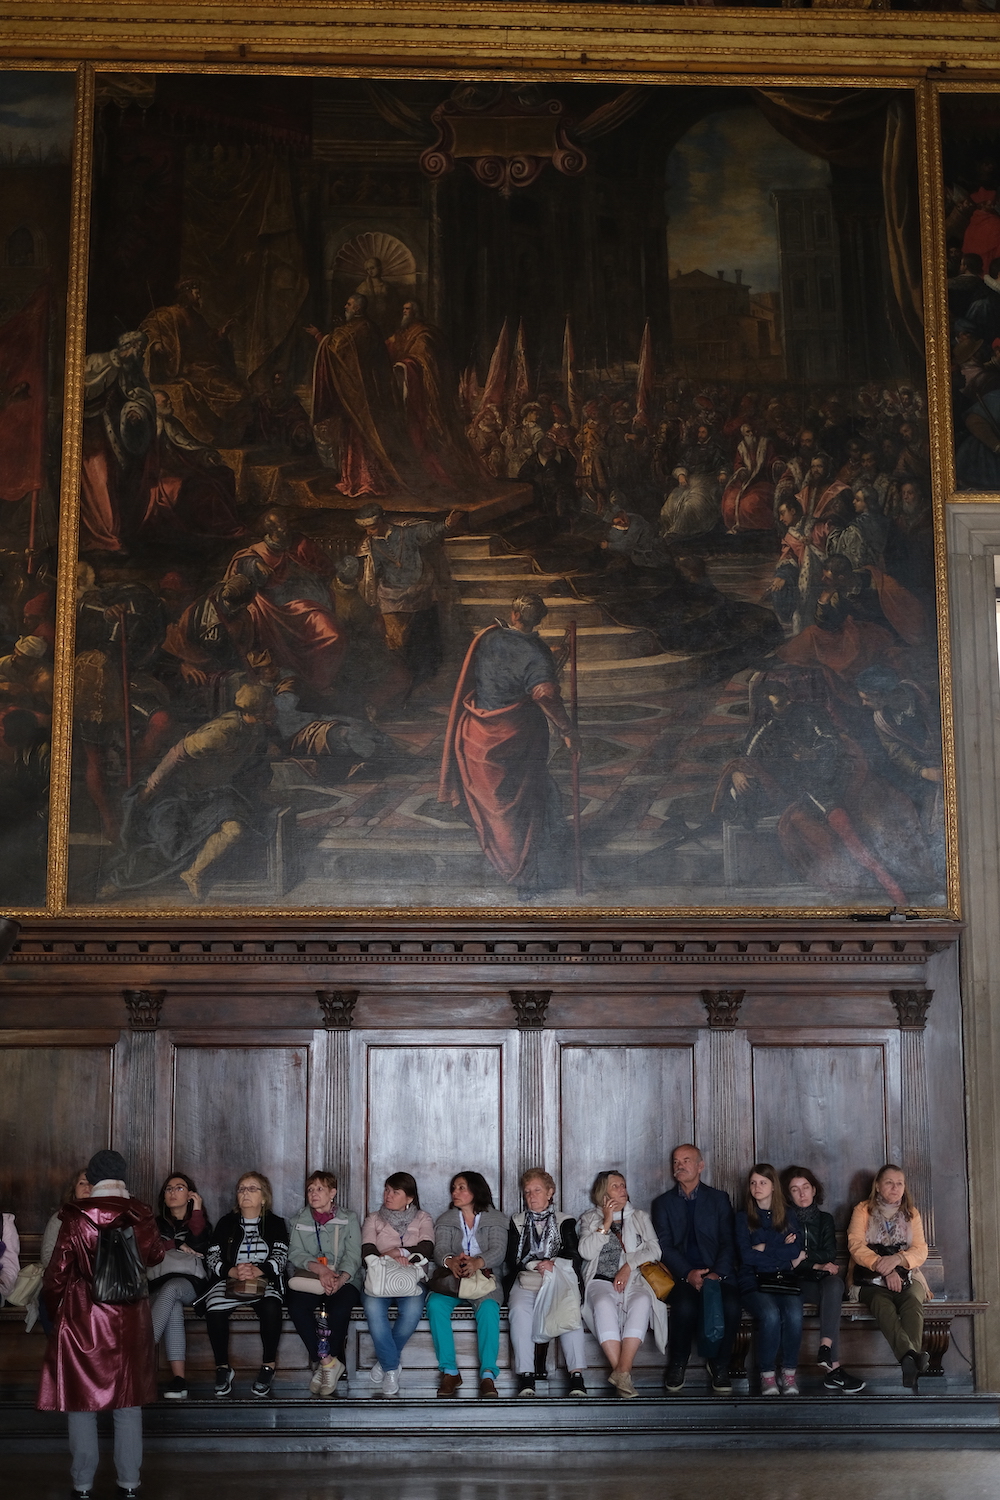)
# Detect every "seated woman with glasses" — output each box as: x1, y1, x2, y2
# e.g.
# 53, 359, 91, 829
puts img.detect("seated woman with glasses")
199, 1172, 288, 1400
148, 1172, 212, 1400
